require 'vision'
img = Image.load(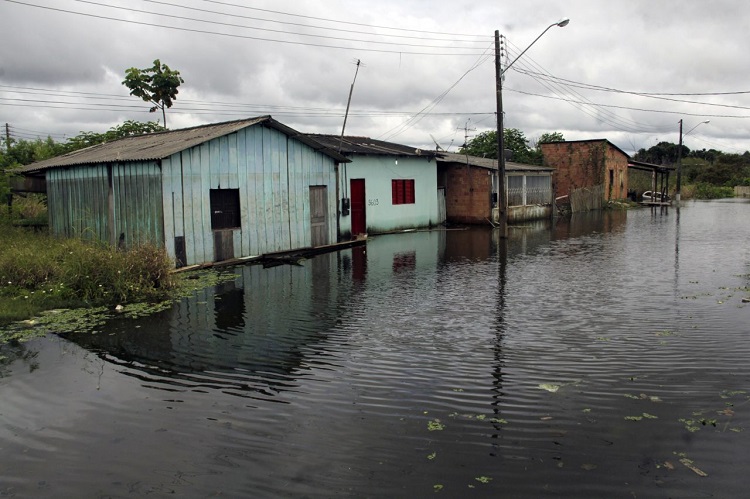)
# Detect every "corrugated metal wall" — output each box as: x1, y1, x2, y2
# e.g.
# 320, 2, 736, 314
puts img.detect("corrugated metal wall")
46, 162, 163, 247
161, 125, 337, 266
